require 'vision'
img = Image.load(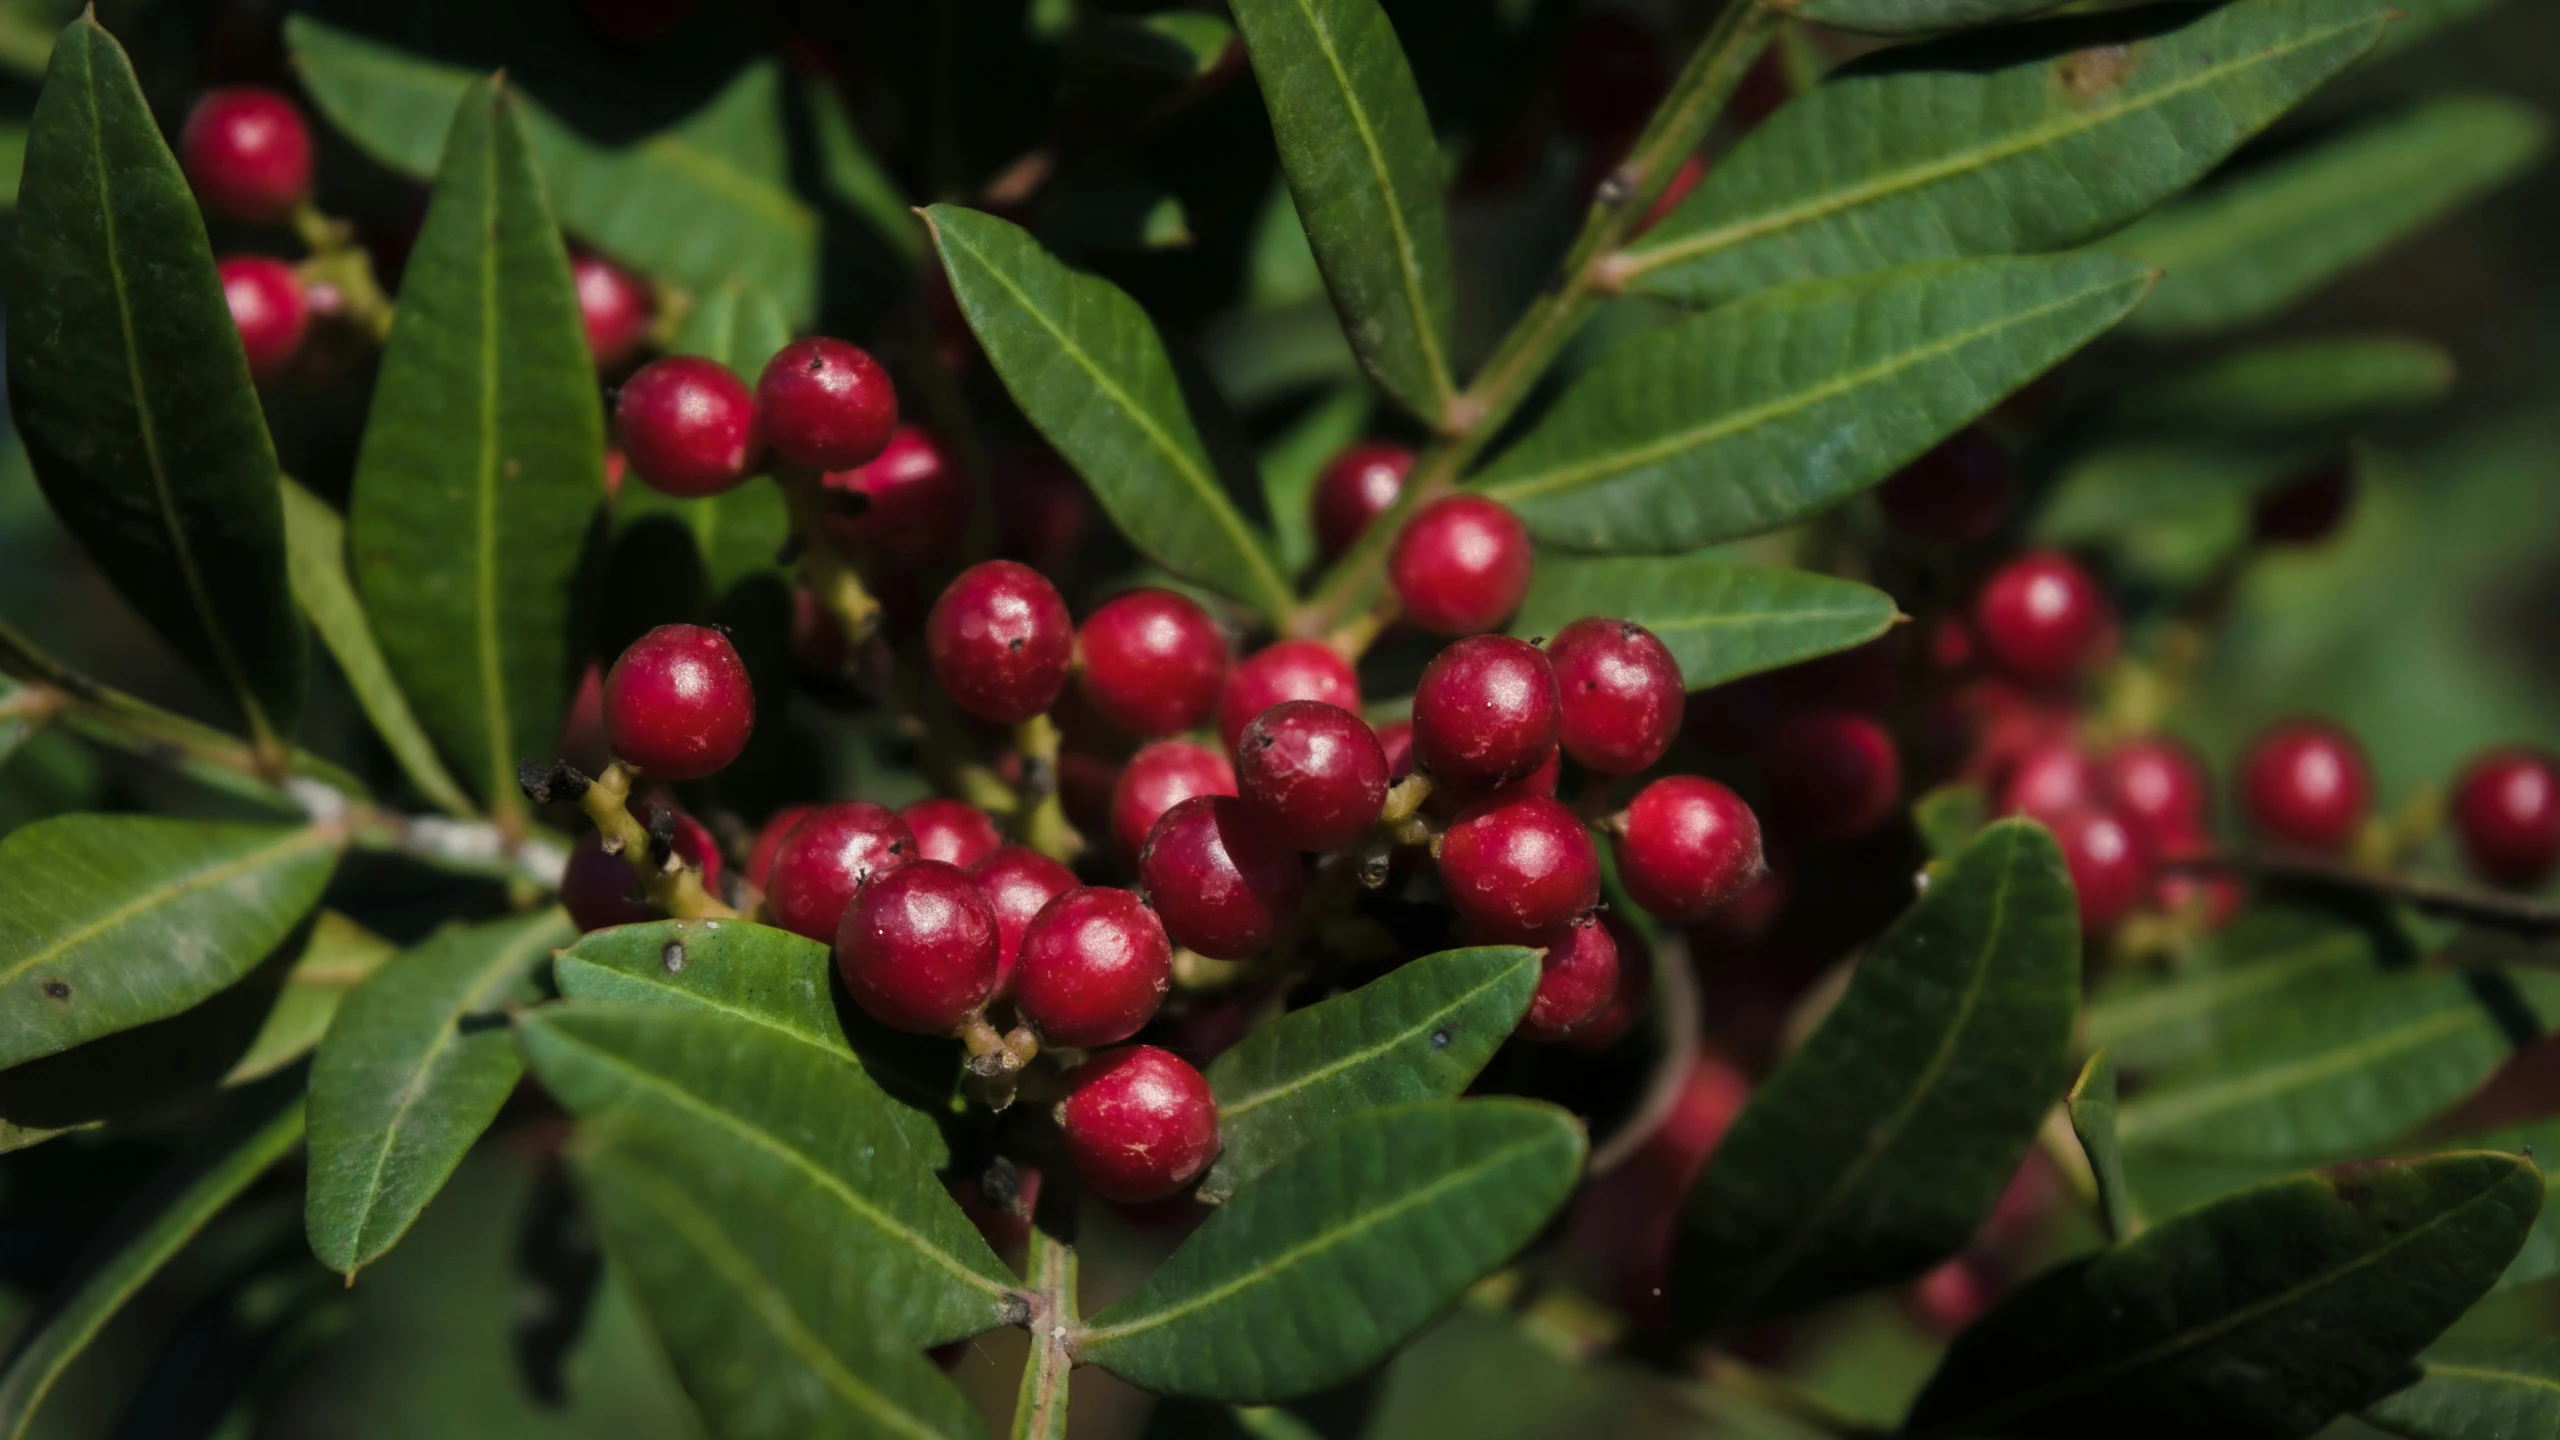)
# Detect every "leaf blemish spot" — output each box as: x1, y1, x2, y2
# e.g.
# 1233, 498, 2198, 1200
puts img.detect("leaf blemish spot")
2056, 43, 2140, 102
661, 941, 686, 974
42, 980, 70, 1000
1430, 1027, 1451, 1050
